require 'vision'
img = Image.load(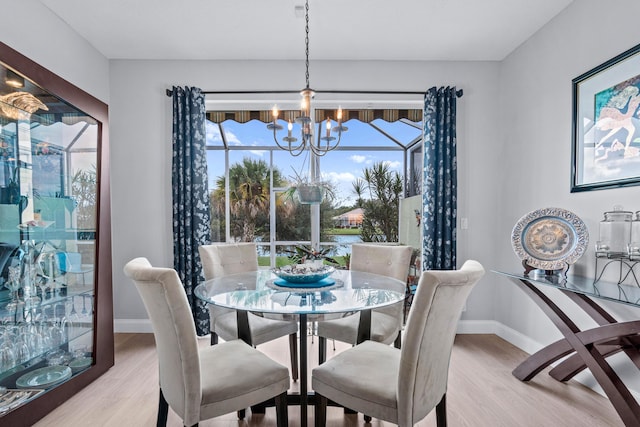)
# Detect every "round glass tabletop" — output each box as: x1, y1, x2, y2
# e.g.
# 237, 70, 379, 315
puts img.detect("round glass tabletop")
195, 269, 406, 318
